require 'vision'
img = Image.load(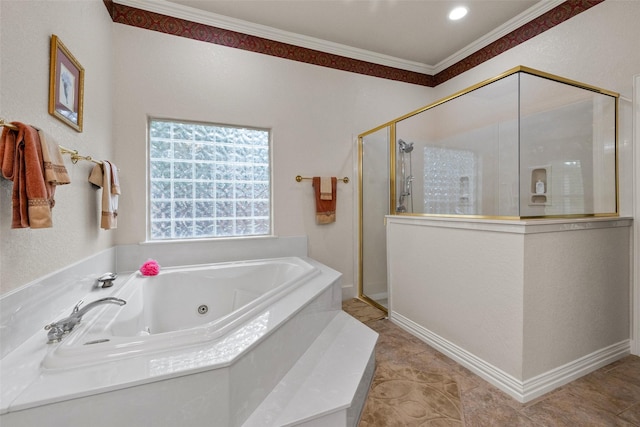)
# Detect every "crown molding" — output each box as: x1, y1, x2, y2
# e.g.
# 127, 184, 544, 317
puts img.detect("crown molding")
114, 0, 569, 76
114, 0, 435, 74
